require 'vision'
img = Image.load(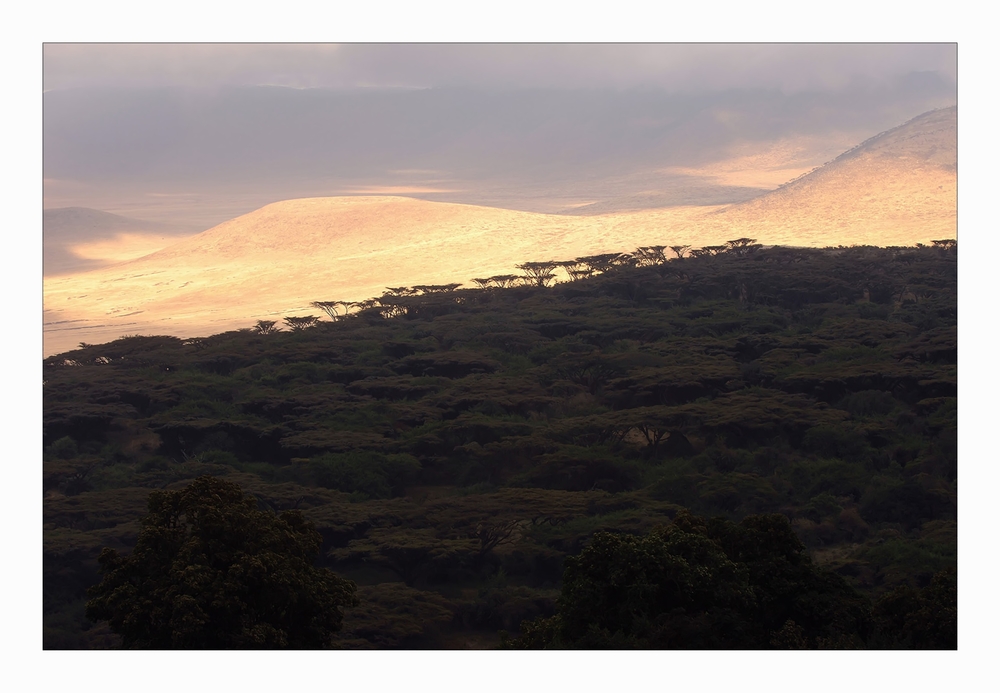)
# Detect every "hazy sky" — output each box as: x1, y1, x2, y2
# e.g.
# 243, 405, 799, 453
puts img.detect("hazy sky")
42, 43, 957, 231
44, 43, 956, 92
